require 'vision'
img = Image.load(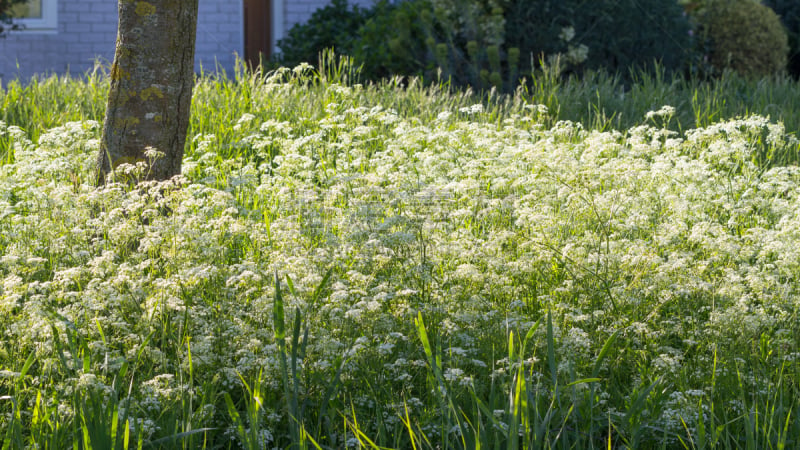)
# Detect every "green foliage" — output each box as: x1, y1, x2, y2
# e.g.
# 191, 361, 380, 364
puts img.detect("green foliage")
505, 0, 695, 77
349, 0, 433, 81
0, 0, 27, 19
350, 0, 522, 90
697, 0, 789, 78
422, 0, 510, 88
0, 0, 28, 36
276, 0, 372, 68
278, 0, 696, 90
762, 0, 800, 78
